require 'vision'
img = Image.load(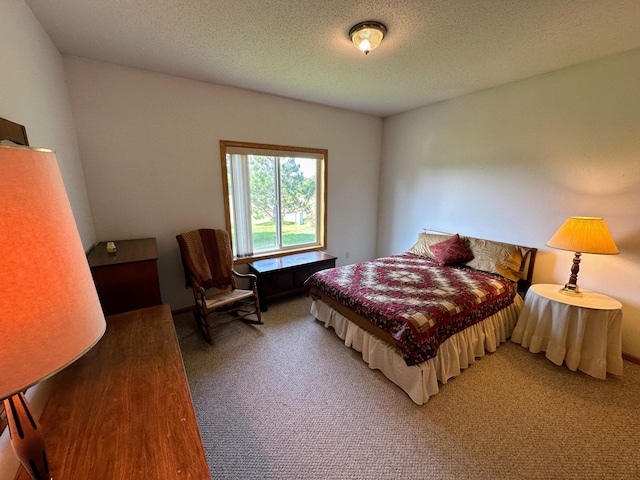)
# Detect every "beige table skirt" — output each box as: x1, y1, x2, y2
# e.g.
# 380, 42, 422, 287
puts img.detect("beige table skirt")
511, 284, 623, 379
